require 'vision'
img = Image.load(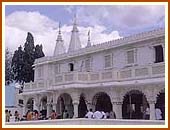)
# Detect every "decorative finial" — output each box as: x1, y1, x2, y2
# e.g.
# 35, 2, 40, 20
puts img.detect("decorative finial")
88, 30, 90, 41
87, 30, 91, 47
74, 13, 77, 25
59, 22, 61, 34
